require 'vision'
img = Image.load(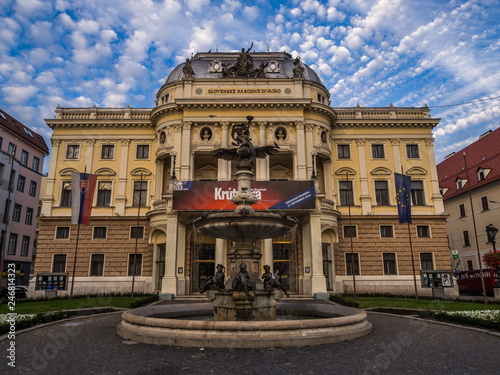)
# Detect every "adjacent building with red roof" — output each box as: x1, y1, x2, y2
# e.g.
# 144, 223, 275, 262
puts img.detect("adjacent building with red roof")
437, 127, 500, 271
0, 109, 49, 286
